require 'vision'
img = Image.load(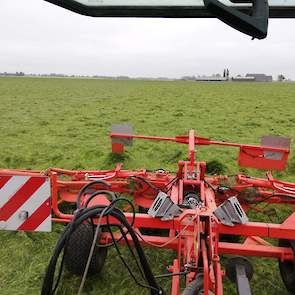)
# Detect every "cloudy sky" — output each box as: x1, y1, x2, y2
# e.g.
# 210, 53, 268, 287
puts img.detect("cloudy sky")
1, 0, 295, 79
